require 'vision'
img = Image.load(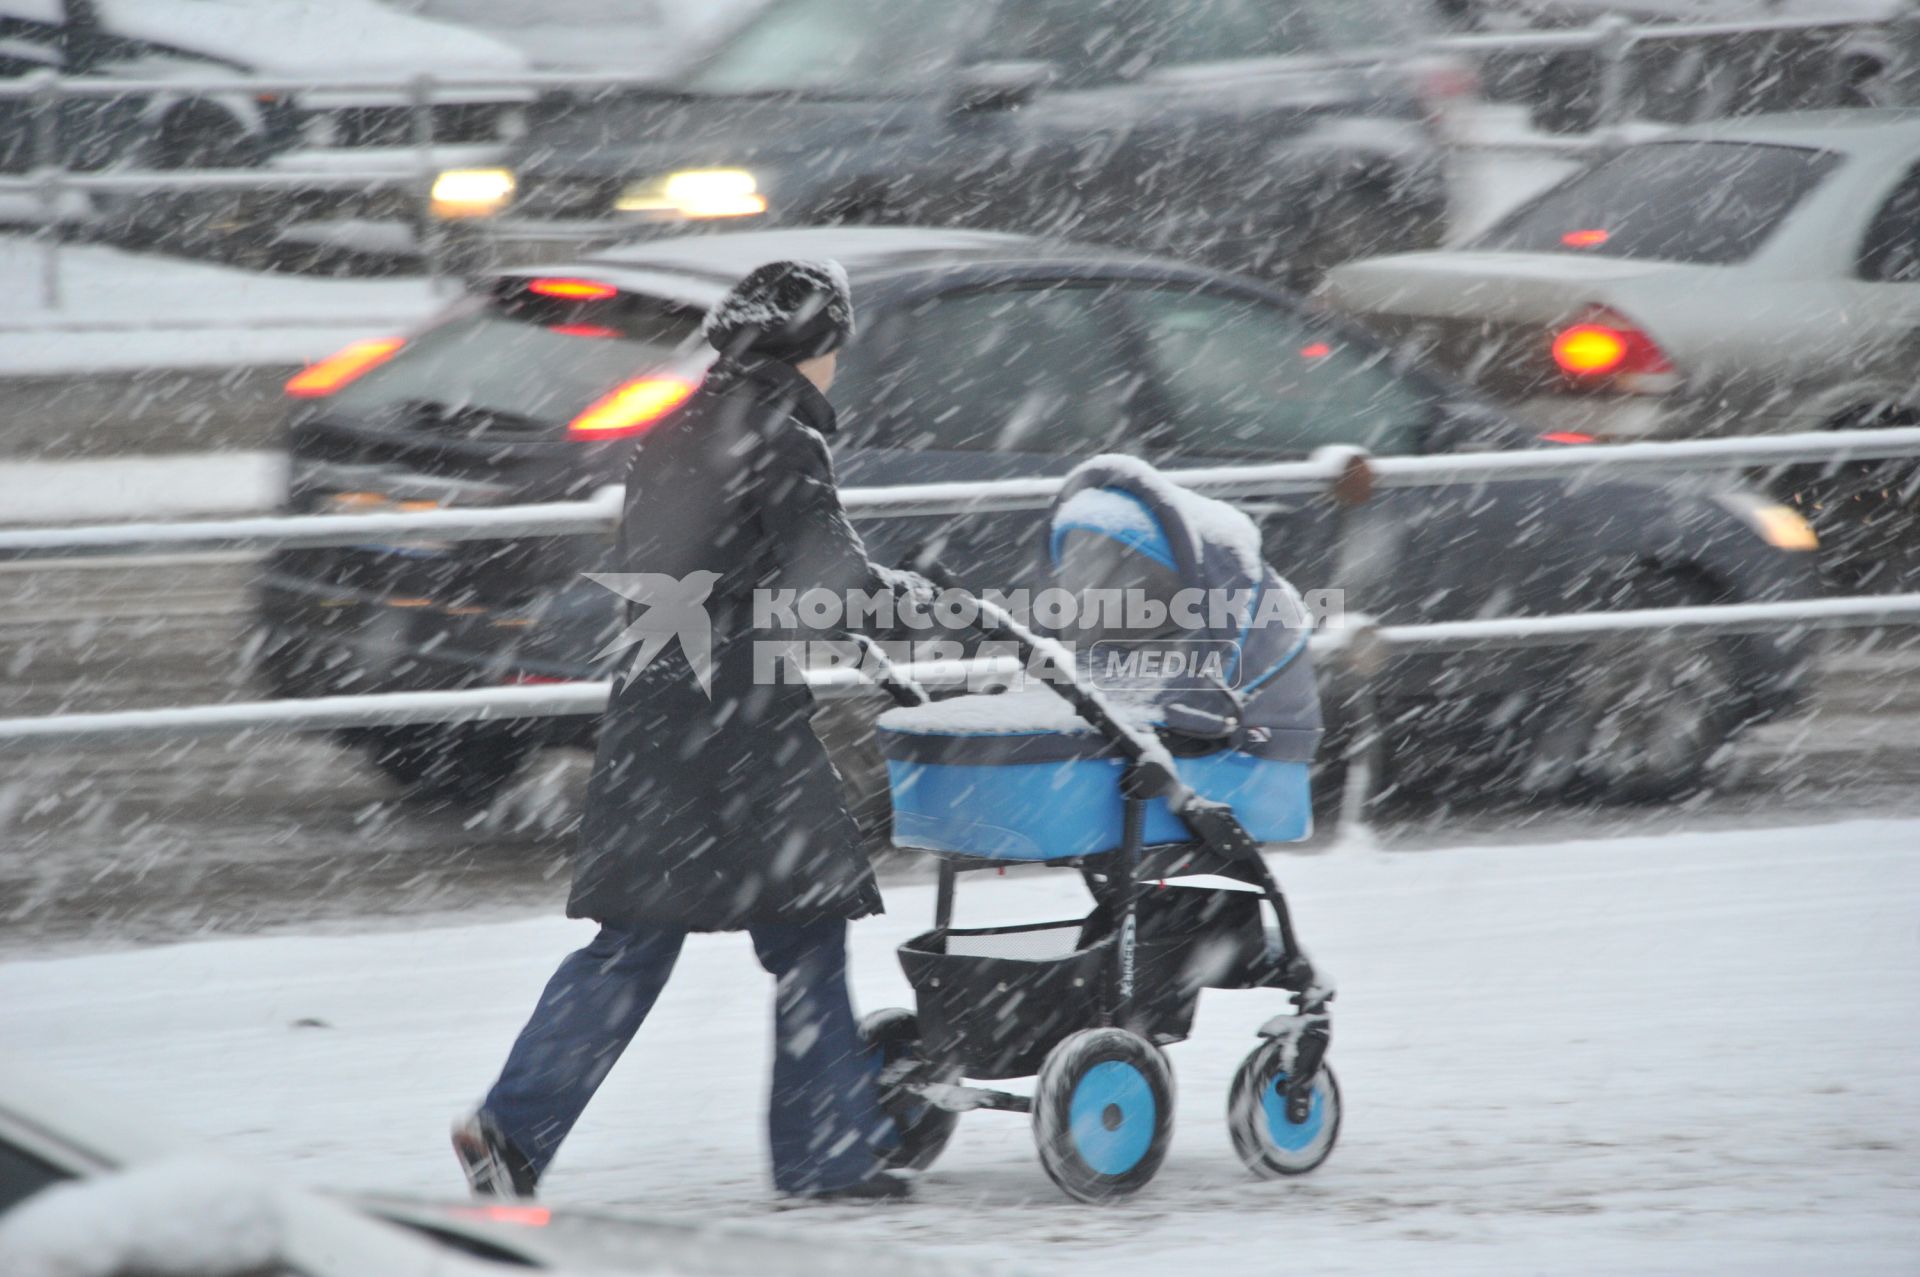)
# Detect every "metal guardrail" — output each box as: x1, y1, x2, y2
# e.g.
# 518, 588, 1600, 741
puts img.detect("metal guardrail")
5, 426, 1920, 560
1437, 8, 1913, 147
1, 432, 1916, 837
3, 593, 1913, 752
3, 9, 1905, 305
4, 594, 1916, 849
